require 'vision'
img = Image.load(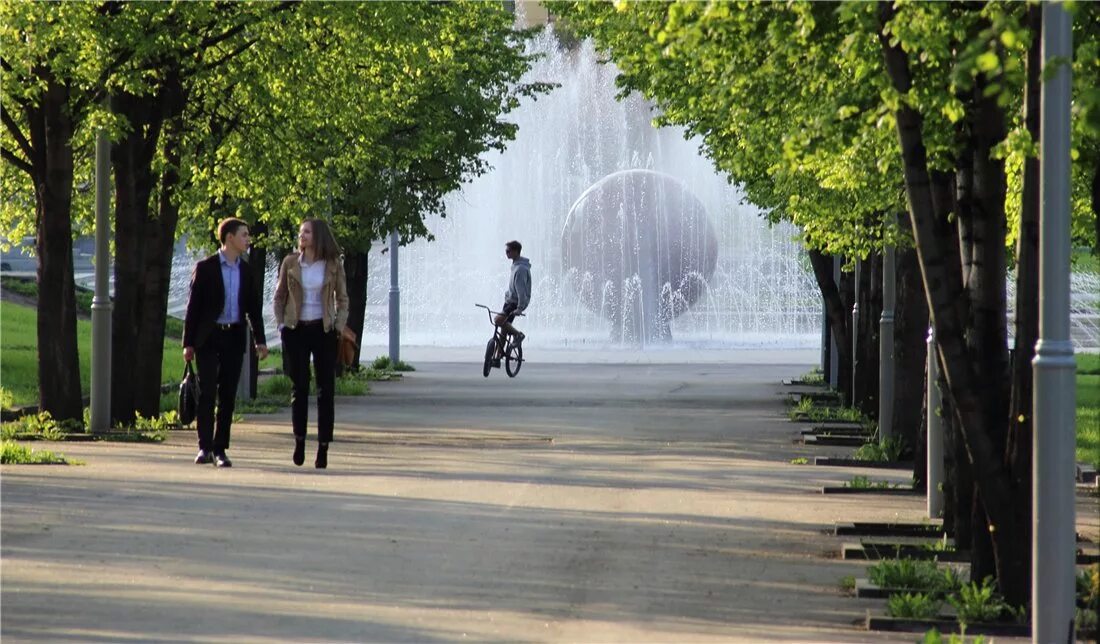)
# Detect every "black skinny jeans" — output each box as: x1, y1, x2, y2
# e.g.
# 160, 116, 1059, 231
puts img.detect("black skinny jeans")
281, 322, 338, 443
